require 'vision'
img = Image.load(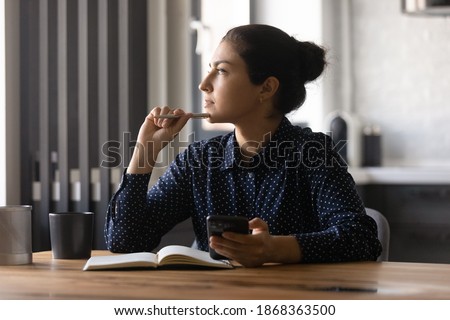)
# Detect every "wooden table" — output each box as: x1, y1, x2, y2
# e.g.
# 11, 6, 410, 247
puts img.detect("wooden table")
1, 251, 450, 299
